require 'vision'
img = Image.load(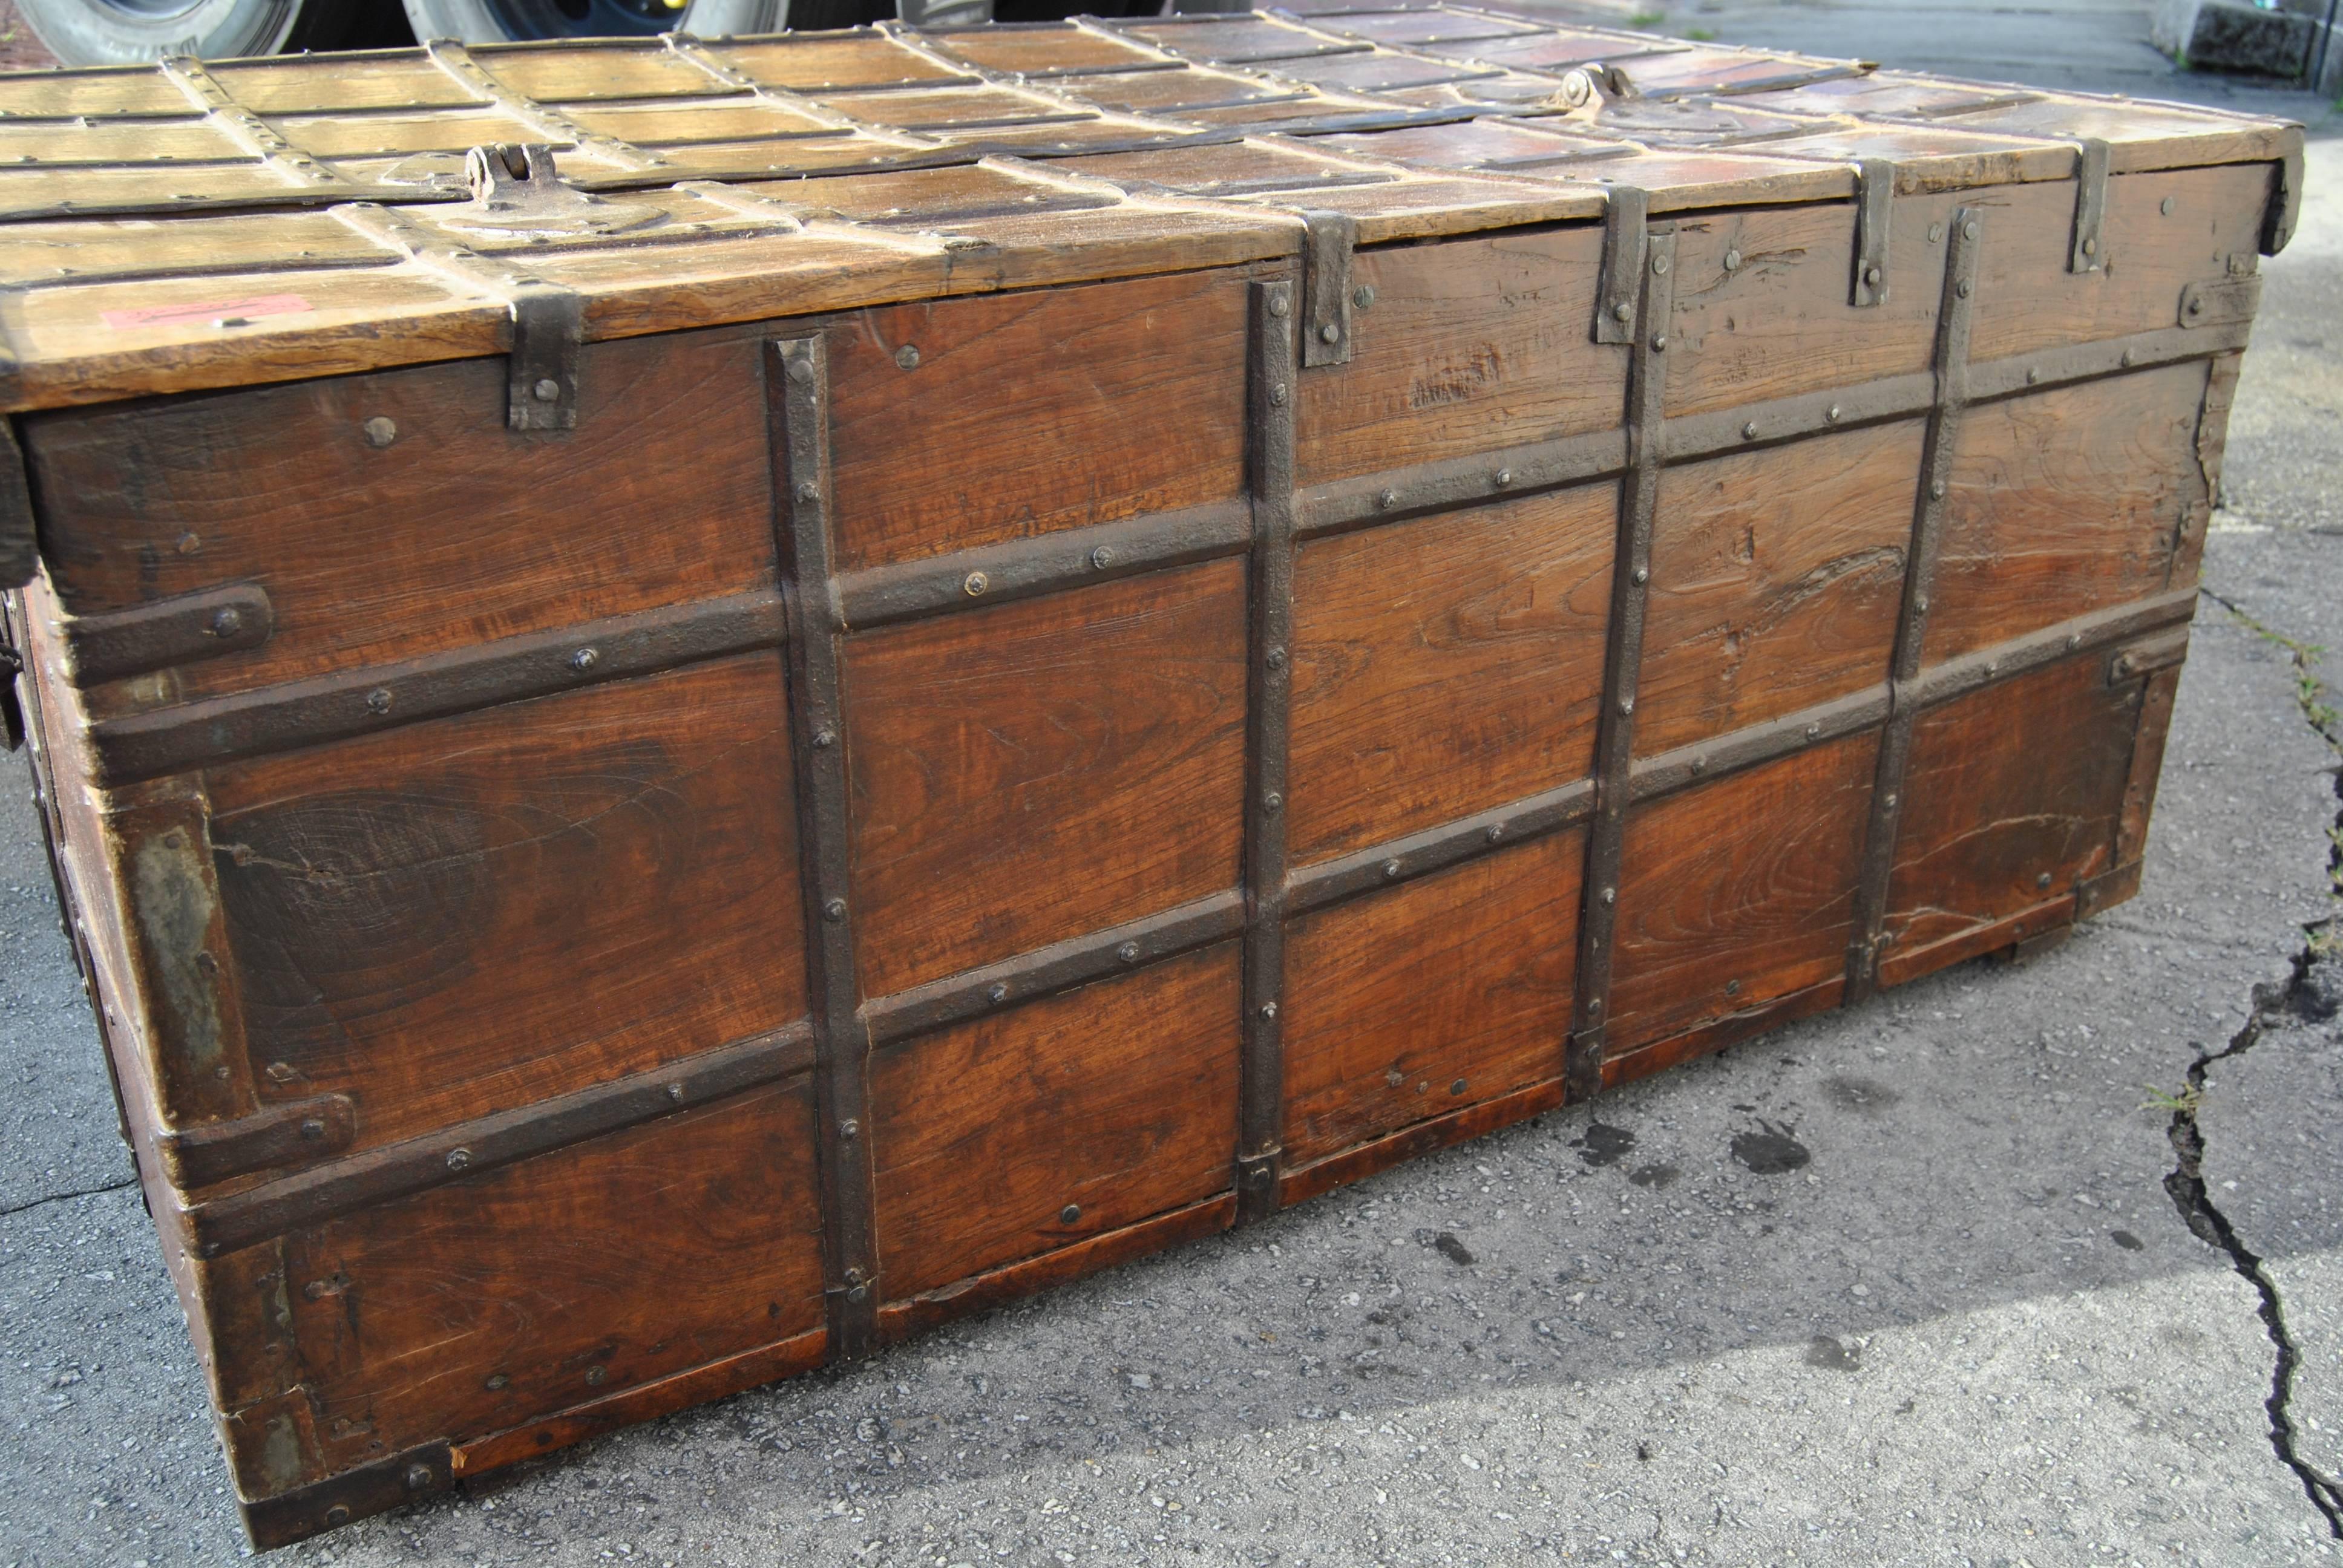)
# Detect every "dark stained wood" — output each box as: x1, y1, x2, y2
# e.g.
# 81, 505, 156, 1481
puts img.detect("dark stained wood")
1924, 362, 2207, 664
844, 561, 1248, 996
824, 270, 1251, 573
264, 1079, 825, 1489
1636, 420, 1919, 757
25, 325, 778, 712
868, 943, 1240, 1300
1883, 652, 2140, 975
1287, 483, 1614, 863
1294, 228, 1627, 489
1282, 828, 1582, 1167
205, 652, 804, 1155
1602, 974, 1843, 1092
1608, 731, 1876, 1055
